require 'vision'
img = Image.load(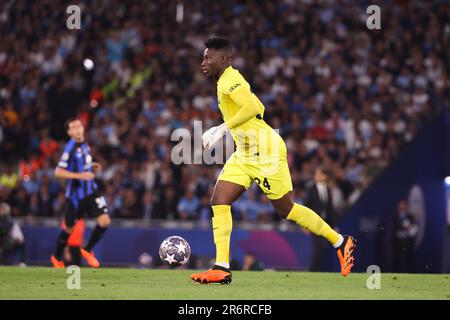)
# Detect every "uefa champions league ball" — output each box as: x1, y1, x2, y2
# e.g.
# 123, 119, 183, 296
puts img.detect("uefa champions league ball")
159, 236, 191, 266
